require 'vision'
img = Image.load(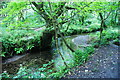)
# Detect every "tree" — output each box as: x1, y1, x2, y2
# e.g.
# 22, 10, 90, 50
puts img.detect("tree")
30, 1, 94, 67
88, 2, 118, 45
0, 2, 27, 28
